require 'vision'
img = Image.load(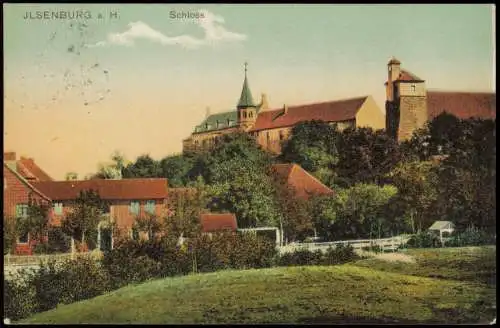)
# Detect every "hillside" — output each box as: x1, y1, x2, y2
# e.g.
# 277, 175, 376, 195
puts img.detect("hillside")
20, 246, 496, 324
